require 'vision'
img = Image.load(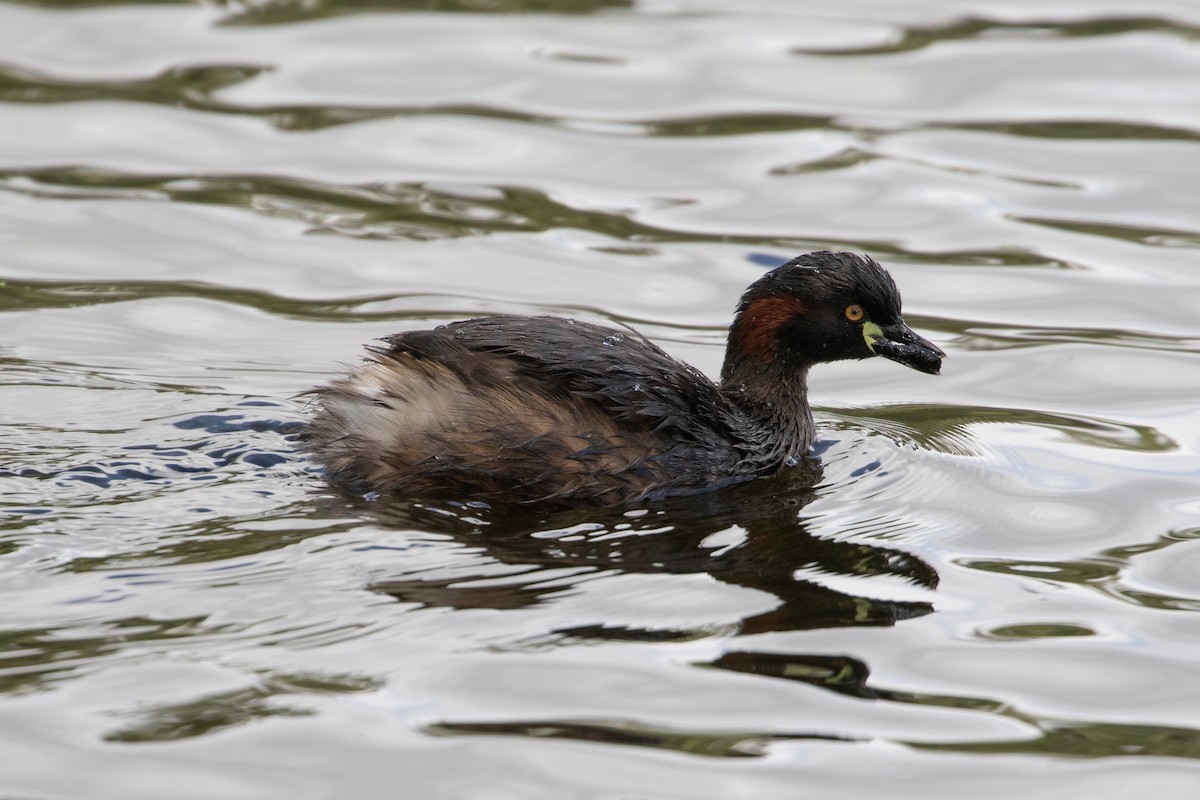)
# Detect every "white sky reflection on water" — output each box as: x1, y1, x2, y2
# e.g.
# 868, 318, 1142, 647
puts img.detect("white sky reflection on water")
1, 1, 1200, 797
